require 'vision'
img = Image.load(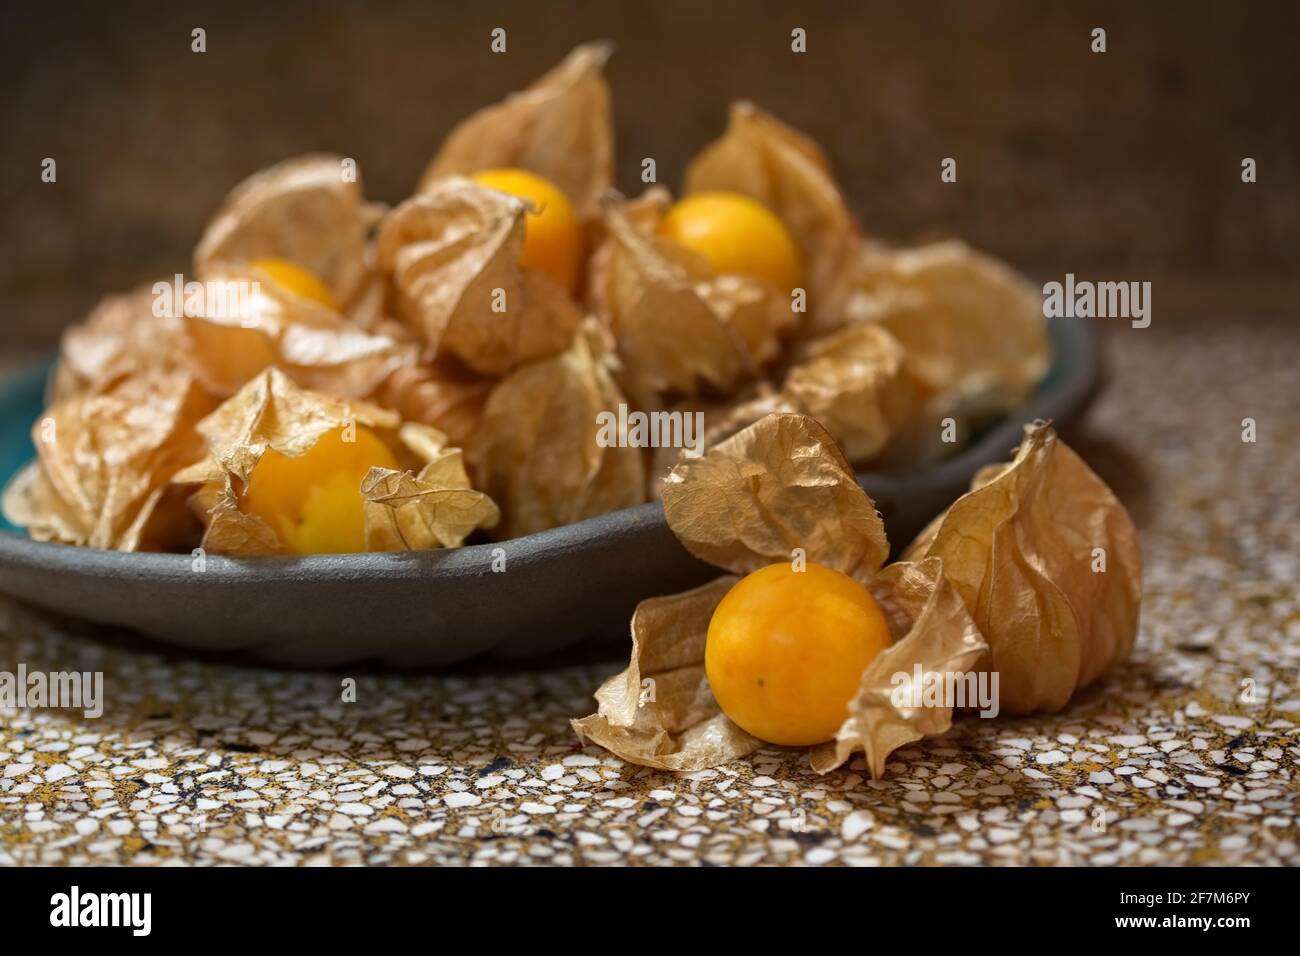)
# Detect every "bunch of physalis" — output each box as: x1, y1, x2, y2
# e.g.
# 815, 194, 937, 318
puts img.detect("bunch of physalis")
573, 413, 1140, 776
4, 41, 1053, 554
